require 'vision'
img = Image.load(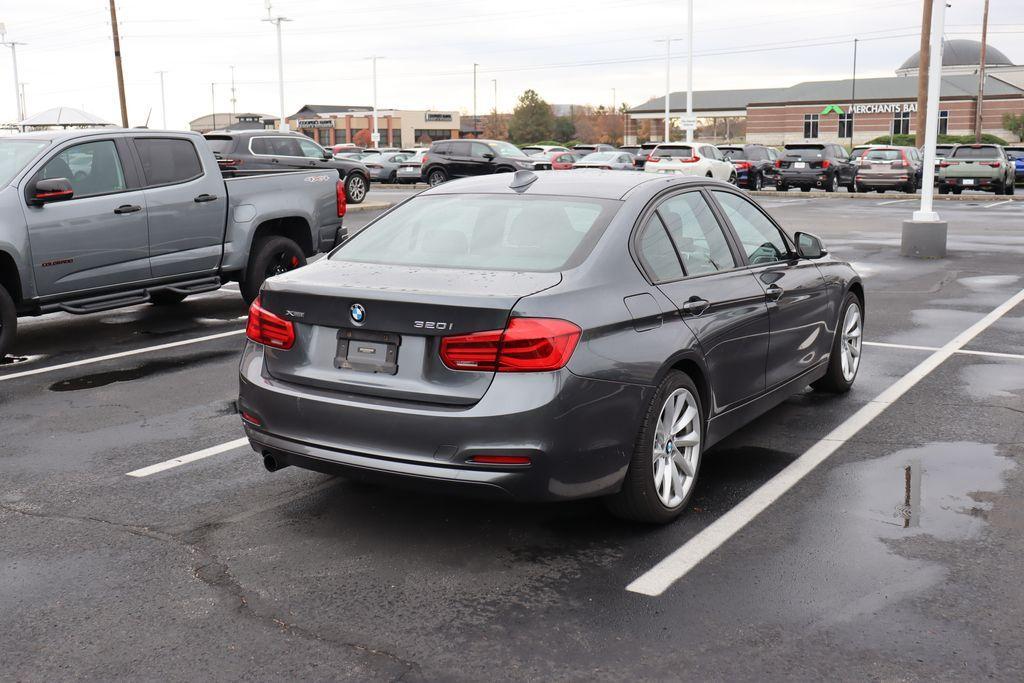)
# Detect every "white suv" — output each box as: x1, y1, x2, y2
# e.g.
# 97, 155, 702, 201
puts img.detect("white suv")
644, 143, 736, 182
